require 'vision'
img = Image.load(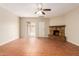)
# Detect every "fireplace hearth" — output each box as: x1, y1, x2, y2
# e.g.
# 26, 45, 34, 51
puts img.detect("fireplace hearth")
48, 25, 66, 41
